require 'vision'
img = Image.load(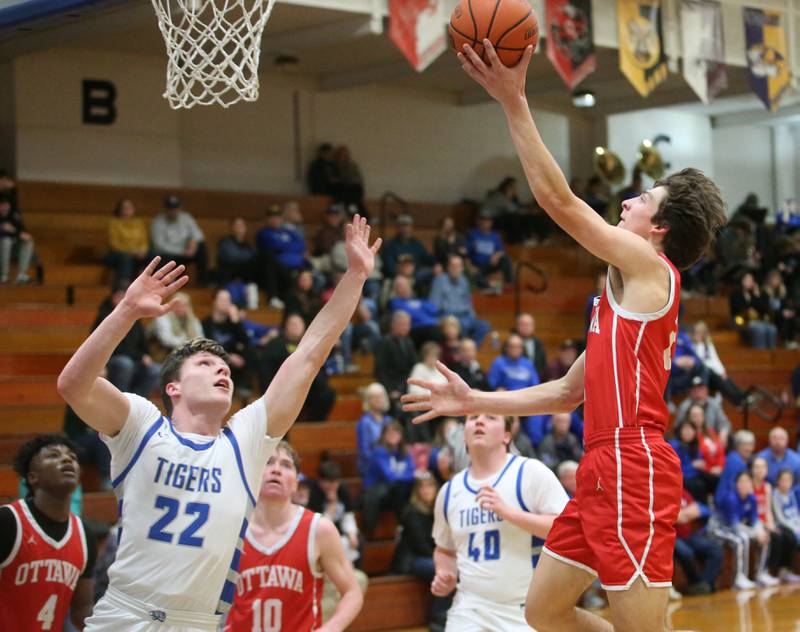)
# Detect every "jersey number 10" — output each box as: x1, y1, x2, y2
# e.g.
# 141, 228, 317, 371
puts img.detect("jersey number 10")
251, 598, 282, 632
467, 530, 501, 562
